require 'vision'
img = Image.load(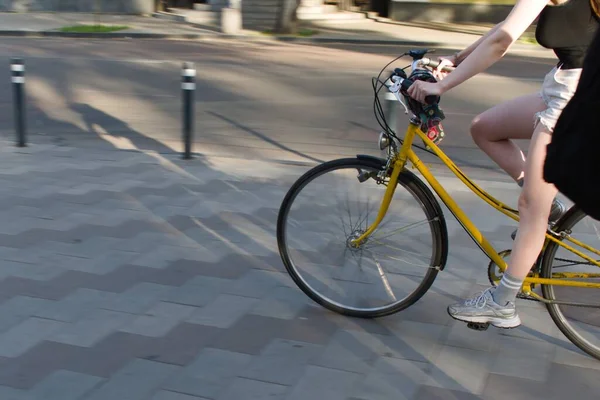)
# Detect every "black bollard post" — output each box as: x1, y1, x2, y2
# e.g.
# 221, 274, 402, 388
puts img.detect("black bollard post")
11, 58, 26, 147
182, 62, 195, 159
